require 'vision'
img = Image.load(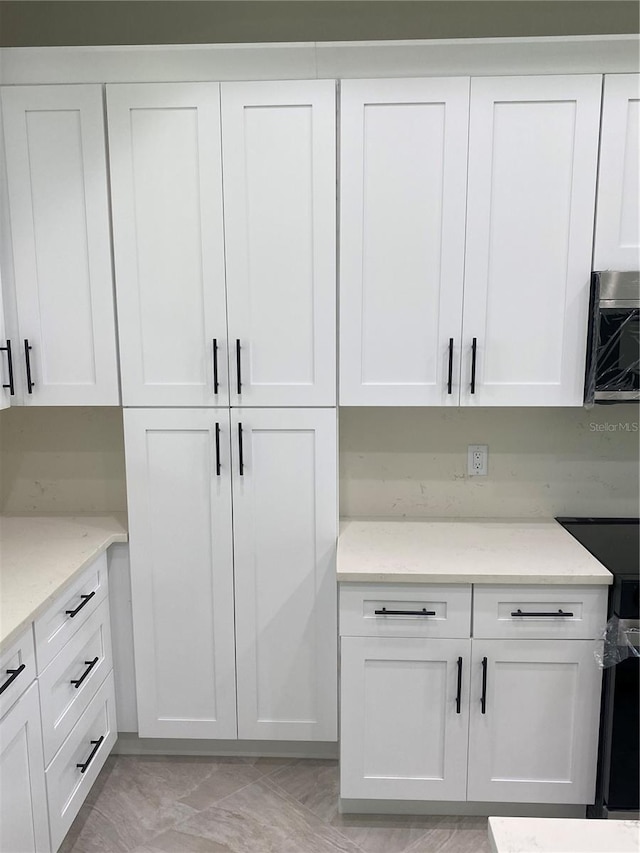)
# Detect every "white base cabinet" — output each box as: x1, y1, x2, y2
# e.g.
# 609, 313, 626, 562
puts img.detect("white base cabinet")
340, 583, 606, 808
124, 407, 338, 743
340, 637, 470, 801
0, 682, 50, 853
